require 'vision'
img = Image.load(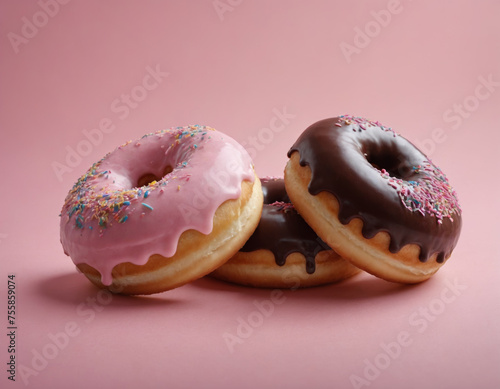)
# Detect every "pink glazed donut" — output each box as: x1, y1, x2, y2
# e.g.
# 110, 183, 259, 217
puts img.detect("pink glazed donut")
60, 125, 263, 295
